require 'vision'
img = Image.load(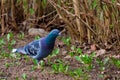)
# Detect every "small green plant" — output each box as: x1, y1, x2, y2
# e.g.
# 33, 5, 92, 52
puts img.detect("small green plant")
52, 59, 69, 73
75, 52, 95, 71
98, 74, 104, 79
15, 77, 19, 80
33, 59, 38, 66
7, 32, 14, 42
62, 37, 71, 46
57, 0, 61, 6
4, 62, 18, 68
0, 38, 5, 52
96, 57, 109, 67
111, 0, 115, 3
34, 36, 40, 40
51, 48, 60, 56
6, 32, 16, 50
42, 0, 47, 8
40, 60, 45, 67
69, 46, 82, 57
15, 53, 21, 59
96, 57, 110, 71
69, 51, 75, 57
92, 0, 97, 9
8, 39, 16, 50
111, 58, 120, 69
52, 64, 58, 73
29, 8, 34, 15
33, 59, 45, 68
73, 68, 84, 77
75, 53, 95, 65
31, 65, 37, 71
68, 68, 88, 80
0, 38, 5, 46
19, 32, 25, 39
1, 52, 11, 58
4, 63, 11, 68
22, 73, 27, 80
